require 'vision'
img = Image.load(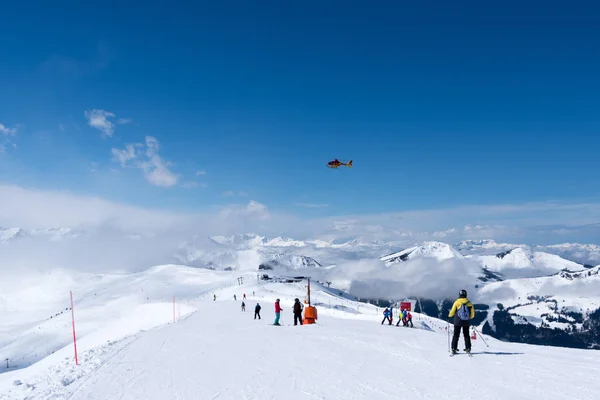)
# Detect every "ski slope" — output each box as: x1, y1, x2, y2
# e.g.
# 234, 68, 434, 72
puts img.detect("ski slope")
1, 269, 599, 399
